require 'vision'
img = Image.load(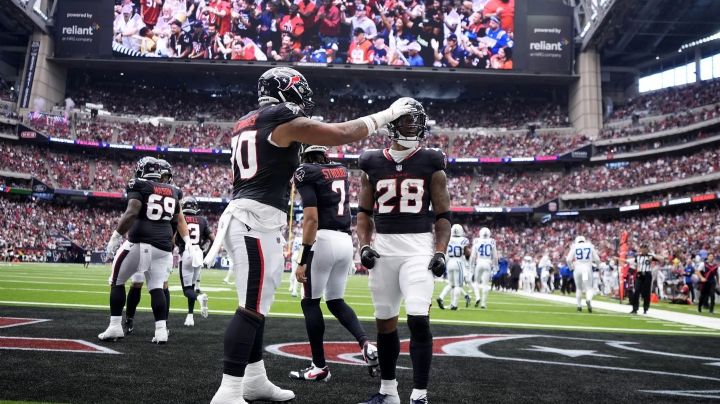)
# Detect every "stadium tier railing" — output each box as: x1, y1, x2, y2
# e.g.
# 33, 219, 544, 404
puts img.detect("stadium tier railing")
591, 132, 720, 161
